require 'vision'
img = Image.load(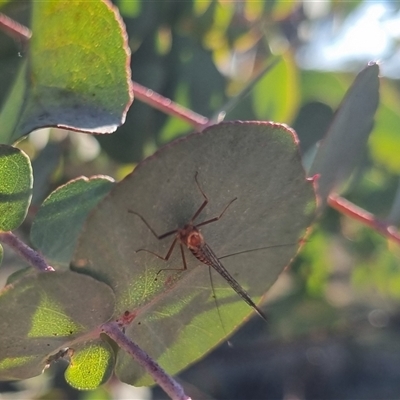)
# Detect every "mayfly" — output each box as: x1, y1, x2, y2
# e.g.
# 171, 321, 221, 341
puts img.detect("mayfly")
128, 172, 267, 321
